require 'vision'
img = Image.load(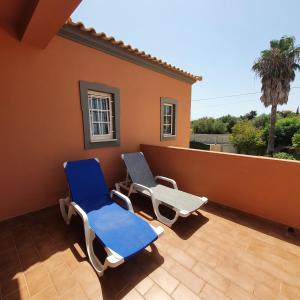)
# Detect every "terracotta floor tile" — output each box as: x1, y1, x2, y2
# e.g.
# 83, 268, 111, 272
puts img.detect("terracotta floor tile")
159, 252, 176, 271
61, 248, 82, 271
88, 288, 104, 300
172, 283, 200, 300
238, 262, 281, 292
149, 265, 179, 294
17, 246, 41, 272
122, 288, 144, 300
144, 284, 172, 300
0, 249, 20, 272
50, 263, 76, 295
253, 282, 278, 299
165, 244, 196, 269
168, 261, 205, 294
186, 245, 220, 269
135, 276, 154, 295
225, 283, 257, 300
43, 251, 65, 273
72, 261, 101, 298
199, 283, 230, 300
1, 271, 27, 297
3, 285, 30, 300
35, 237, 61, 260
1, 203, 300, 300
215, 260, 255, 293
192, 262, 230, 293
0, 235, 15, 254
31, 286, 59, 300
24, 264, 52, 296
239, 250, 298, 288
60, 283, 88, 300
0, 264, 22, 284
279, 282, 300, 300
12, 230, 33, 251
